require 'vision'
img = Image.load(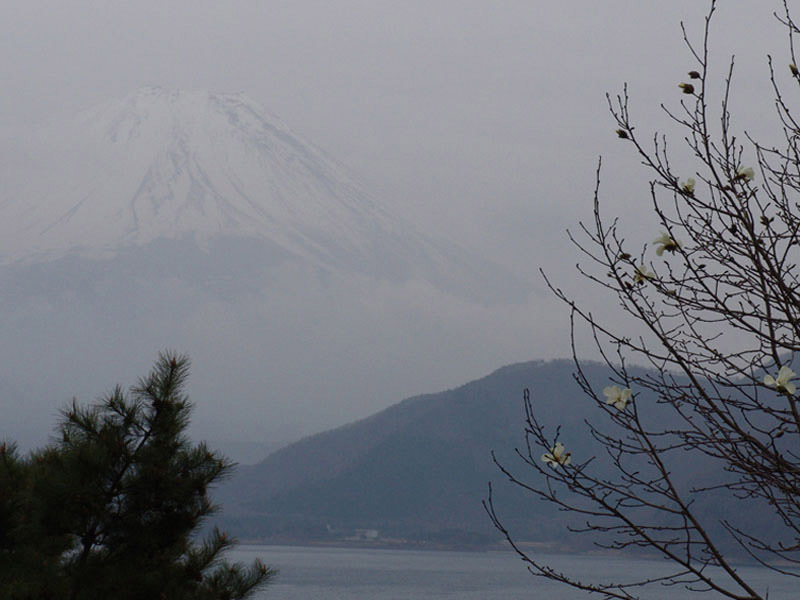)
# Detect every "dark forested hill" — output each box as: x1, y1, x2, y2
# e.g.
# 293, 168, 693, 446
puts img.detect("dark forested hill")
213, 358, 783, 553
213, 359, 618, 547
